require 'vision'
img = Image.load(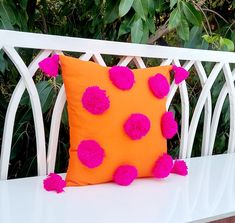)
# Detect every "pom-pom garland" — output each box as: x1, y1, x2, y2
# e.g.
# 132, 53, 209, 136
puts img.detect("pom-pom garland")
82, 86, 110, 115
77, 140, 105, 168
172, 65, 189, 84
148, 74, 170, 99
43, 173, 66, 193
109, 66, 135, 90
124, 113, 151, 140
161, 111, 178, 139
171, 160, 188, 176
113, 165, 138, 186
38, 54, 59, 77
152, 153, 173, 179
